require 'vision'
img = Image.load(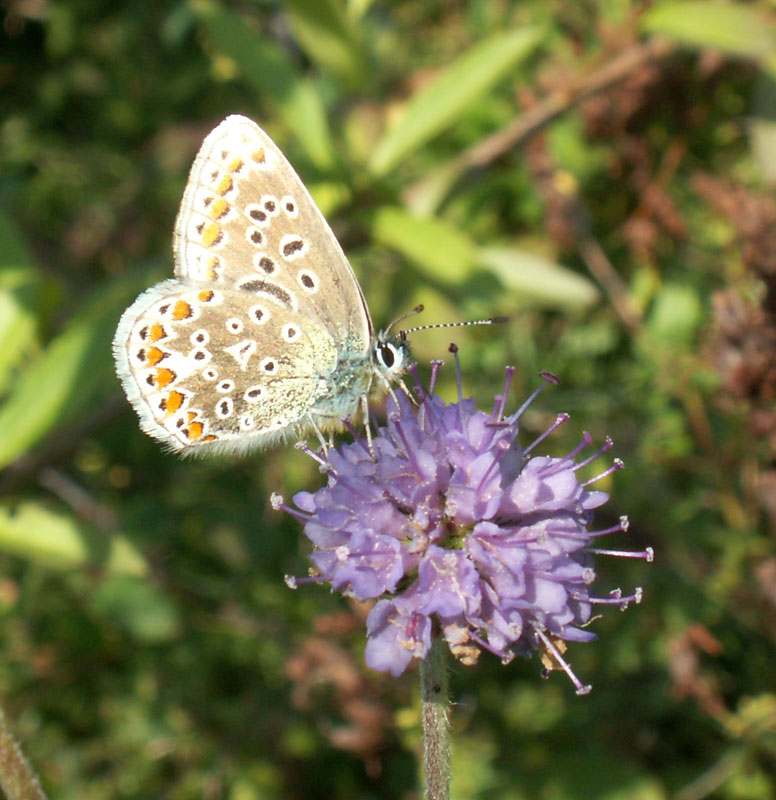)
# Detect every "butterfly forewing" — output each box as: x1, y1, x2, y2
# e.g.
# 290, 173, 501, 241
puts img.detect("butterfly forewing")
173, 116, 372, 347
114, 115, 402, 456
